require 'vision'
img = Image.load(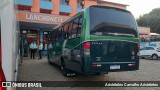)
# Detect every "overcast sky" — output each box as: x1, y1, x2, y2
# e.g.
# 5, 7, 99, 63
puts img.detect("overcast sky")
103, 0, 160, 18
